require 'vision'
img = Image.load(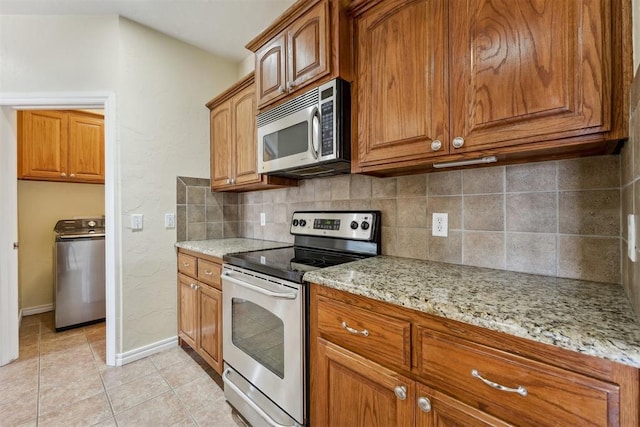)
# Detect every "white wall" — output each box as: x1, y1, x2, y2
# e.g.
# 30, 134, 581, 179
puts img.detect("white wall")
238, 54, 255, 78
116, 18, 237, 352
